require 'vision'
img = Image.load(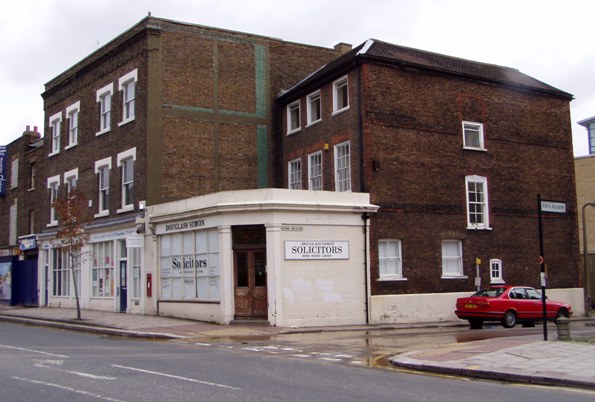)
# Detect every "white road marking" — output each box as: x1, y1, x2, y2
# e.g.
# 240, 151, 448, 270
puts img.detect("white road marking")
11, 376, 123, 402
0, 343, 69, 358
34, 360, 116, 380
113, 364, 241, 390
194, 342, 212, 346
